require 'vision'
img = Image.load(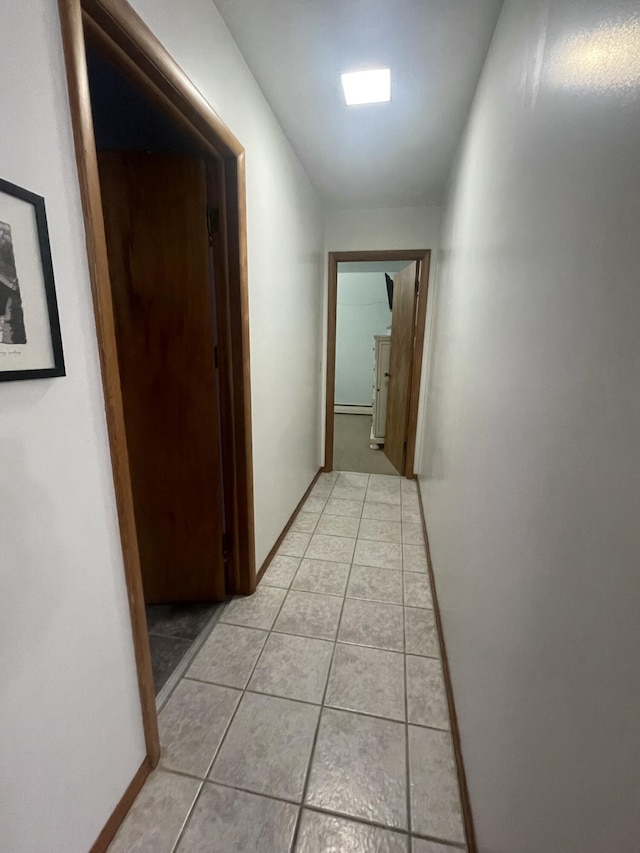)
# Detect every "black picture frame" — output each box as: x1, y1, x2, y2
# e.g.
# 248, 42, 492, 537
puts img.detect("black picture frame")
0, 178, 65, 381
